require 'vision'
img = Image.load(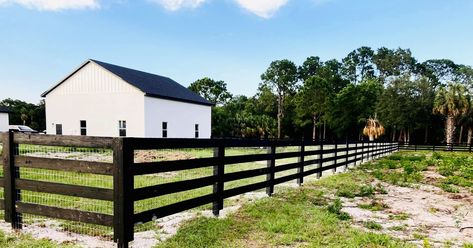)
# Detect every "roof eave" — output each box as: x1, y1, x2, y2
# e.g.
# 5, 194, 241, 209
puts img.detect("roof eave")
145, 93, 215, 107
